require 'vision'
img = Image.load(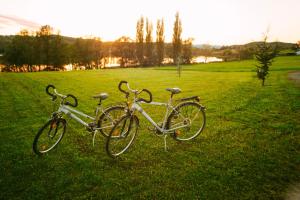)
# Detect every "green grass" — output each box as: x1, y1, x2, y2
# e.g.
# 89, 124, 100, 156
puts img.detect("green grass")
0, 56, 300, 199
